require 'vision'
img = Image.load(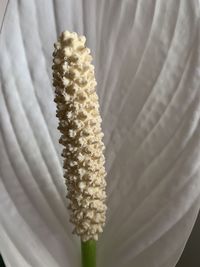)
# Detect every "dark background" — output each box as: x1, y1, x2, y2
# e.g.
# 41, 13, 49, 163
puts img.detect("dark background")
176, 212, 200, 267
